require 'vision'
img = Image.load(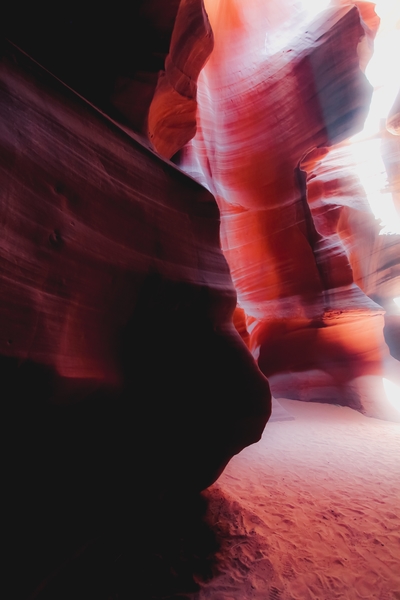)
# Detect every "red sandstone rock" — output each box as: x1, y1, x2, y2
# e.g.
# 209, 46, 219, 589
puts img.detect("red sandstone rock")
1, 35, 271, 482
4, 2, 398, 416
148, 0, 213, 158
1, 40, 270, 597
2, 2, 400, 596
179, 1, 400, 419
3, 2, 400, 597
3, 1, 212, 159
